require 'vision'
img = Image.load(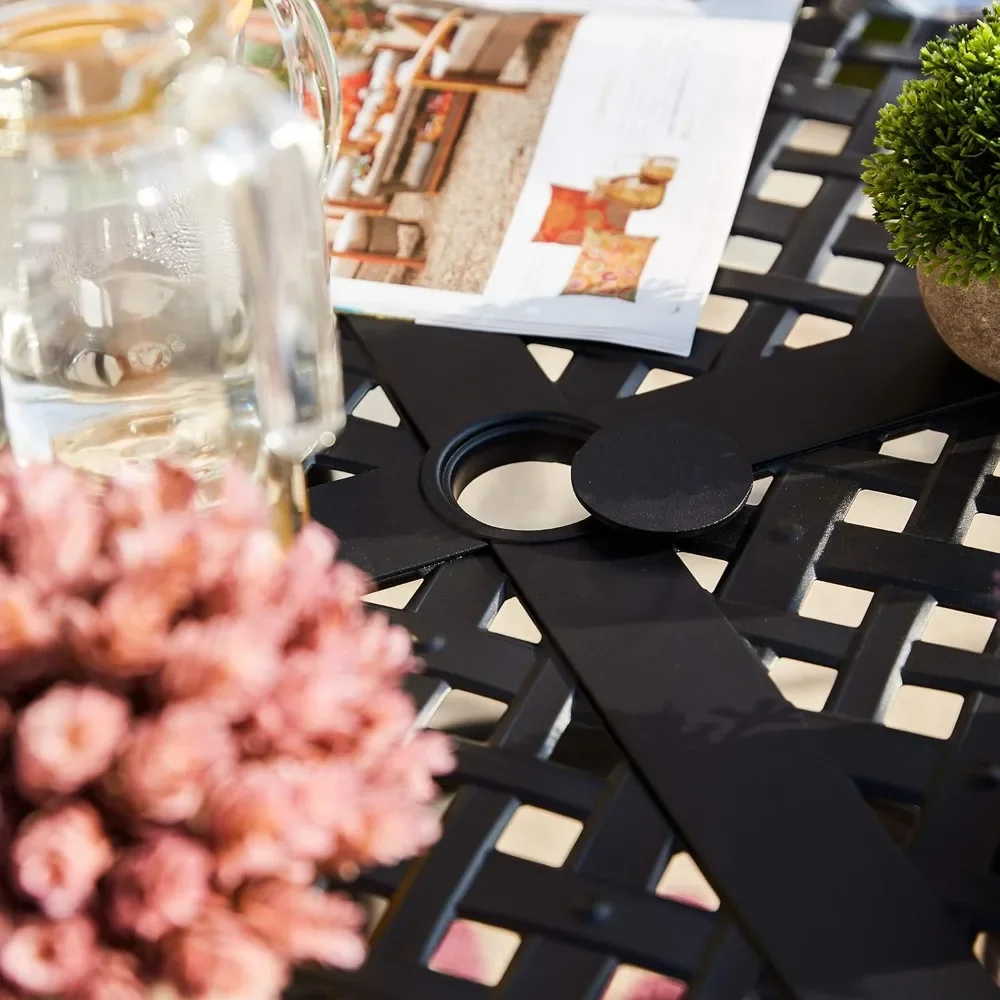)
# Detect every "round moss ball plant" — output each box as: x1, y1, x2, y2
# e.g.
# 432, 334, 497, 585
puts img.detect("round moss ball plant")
862, 5, 1000, 285
862, 5, 1000, 380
